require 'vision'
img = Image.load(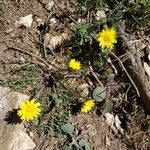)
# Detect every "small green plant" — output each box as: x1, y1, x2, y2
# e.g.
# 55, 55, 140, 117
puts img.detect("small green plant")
106, 0, 150, 31
91, 51, 109, 73
74, 23, 93, 45
77, 0, 105, 12
61, 123, 74, 135
0, 0, 4, 5
7, 64, 42, 91
137, 0, 150, 7
1, 0, 149, 148
31, 80, 83, 136
61, 122, 91, 150
92, 86, 106, 102
0, 0, 4, 9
